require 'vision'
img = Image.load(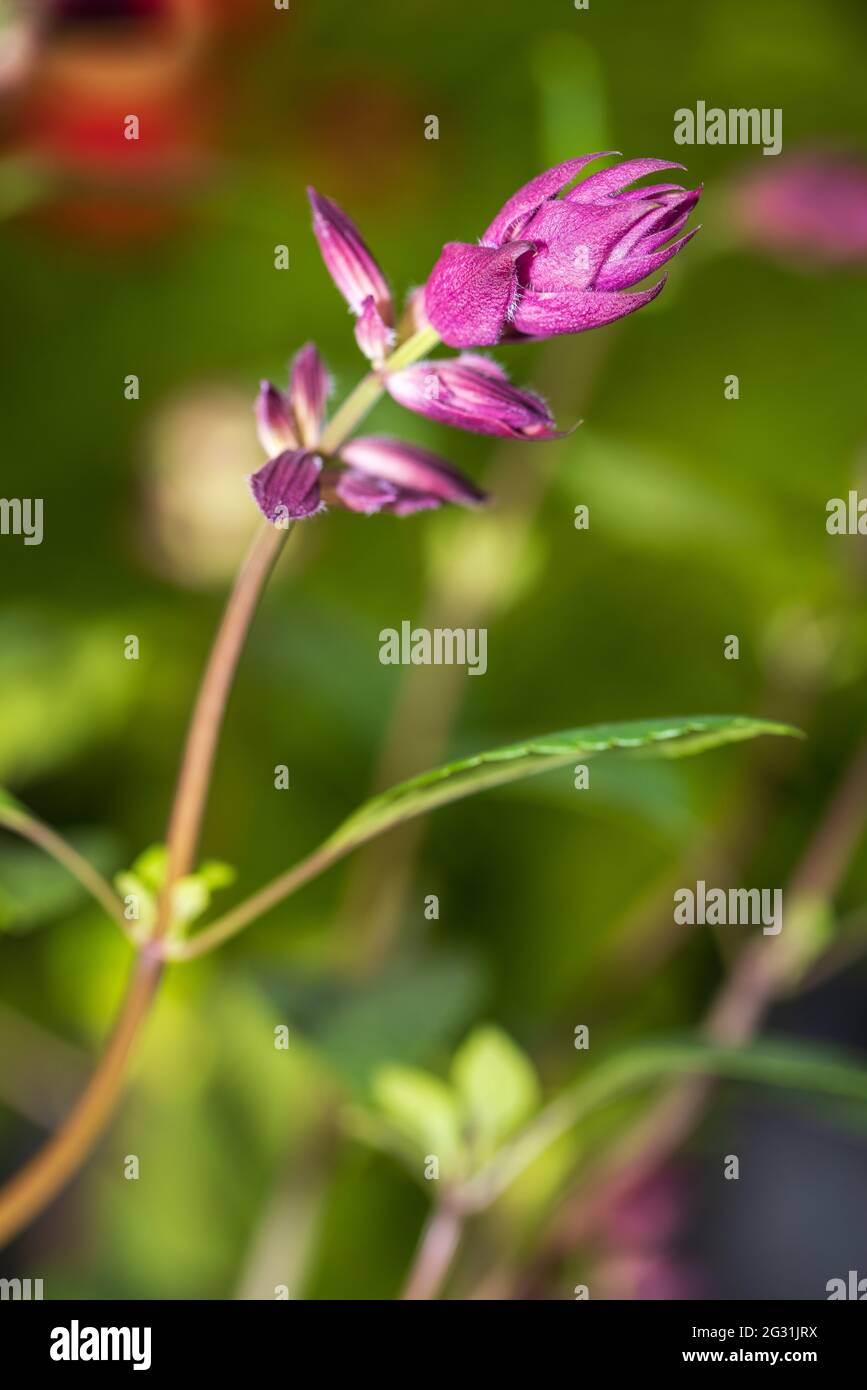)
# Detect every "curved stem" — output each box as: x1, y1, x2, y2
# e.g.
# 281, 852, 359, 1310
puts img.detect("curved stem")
402, 1200, 464, 1301
0, 324, 442, 1246
170, 837, 351, 960
0, 804, 132, 943
154, 521, 290, 939
0, 949, 162, 1247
